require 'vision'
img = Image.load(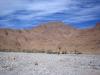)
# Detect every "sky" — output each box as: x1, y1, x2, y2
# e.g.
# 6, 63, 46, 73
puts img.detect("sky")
0, 0, 100, 29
